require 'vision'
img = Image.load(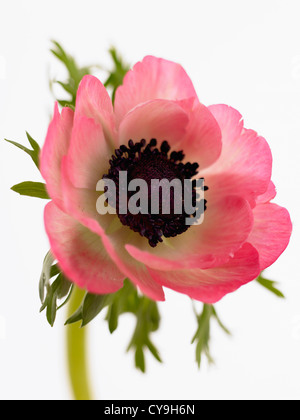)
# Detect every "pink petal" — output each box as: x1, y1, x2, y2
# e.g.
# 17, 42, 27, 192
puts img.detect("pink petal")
148, 243, 260, 303
125, 244, 220, 271
202, 105, 273, 204
203, 170, 260, 209
125, 195, 253, 270
75, 75, 116, 146
100, 227, 166, 301
66, 115, 111, 190
40, 103, 74, 210
61, 156, 113, 231
256, 180, 276, 204
44, 201, 124, 294
114, 56, 198, 126
208, 104, 244, 147
248, 203, 292, 270
181, 102, 222, 169
59, 163, 165, 301
118, 99, 189, 148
